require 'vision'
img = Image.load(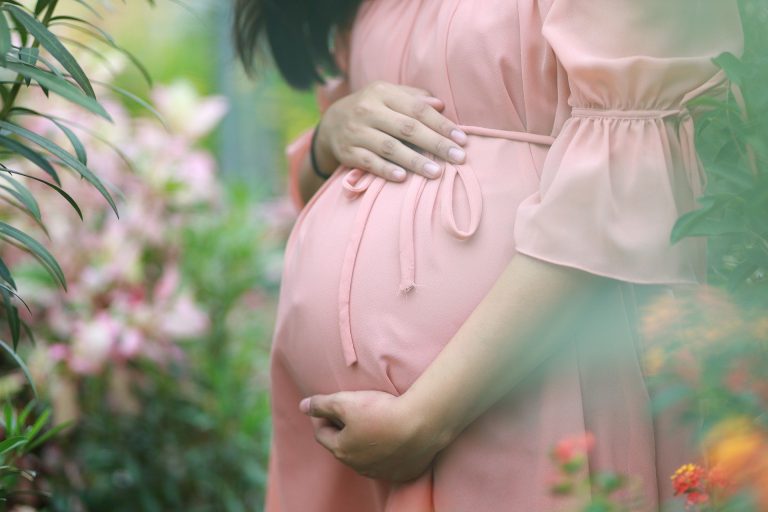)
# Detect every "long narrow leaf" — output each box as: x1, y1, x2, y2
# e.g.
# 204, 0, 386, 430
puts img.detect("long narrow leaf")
1, 288, 20, 349
0, 256, 16, 290
11, 107, 87, 165
0, 134, 60, 184
0, 173, 41, 221
93, 80, 165, 127
0, 120, 118, 216
0, 168, 82, 220
0, 339, 38, 397
0, 12, 11, 60
2, 61, 110, 120
0, 221, 66, 290
3, 4, 95, 97
48, 17, 152, 87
